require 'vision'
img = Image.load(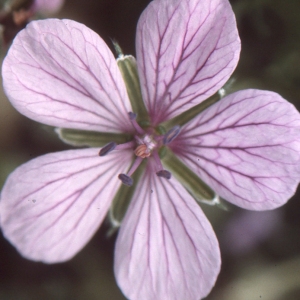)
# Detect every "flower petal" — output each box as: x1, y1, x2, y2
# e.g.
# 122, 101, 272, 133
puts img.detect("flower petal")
32, 0, 64, 14
0, 148, 132, 263
136, 0, 240, 124
2, 19, 132, 133
114, 163, 220, 300
172, 89, 300, 210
